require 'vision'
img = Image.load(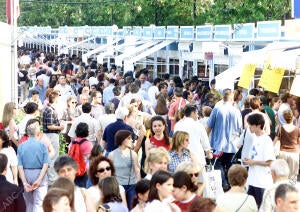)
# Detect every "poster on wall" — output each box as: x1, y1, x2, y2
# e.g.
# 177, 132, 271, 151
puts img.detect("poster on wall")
238, 64, 256, 89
